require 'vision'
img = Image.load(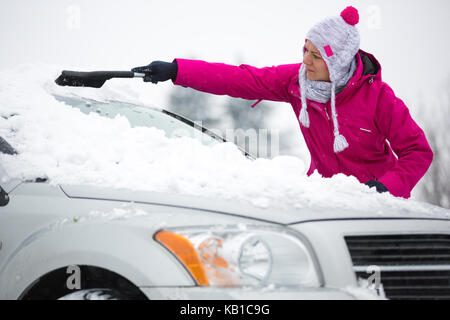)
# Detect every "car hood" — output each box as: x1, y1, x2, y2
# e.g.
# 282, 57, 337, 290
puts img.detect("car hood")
60, 184, 450, 225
